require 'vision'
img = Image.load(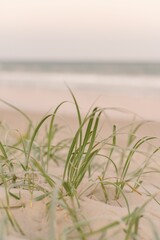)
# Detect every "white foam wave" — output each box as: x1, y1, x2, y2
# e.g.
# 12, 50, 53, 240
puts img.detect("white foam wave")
0, 71, 160, 94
